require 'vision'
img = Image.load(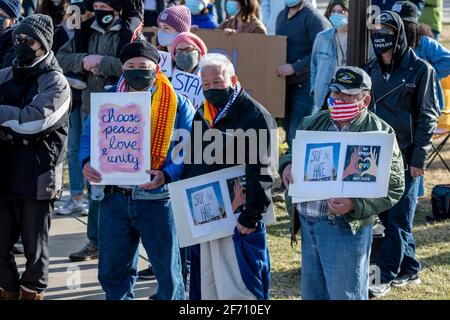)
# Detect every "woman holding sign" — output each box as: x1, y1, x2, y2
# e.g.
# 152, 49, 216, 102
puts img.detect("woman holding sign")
79, 40, 195, 300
